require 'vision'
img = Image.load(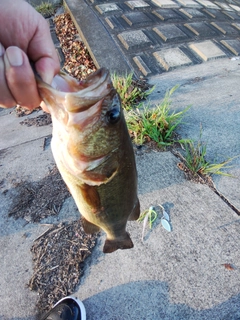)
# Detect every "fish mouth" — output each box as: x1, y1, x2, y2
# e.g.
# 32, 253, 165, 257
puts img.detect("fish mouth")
50, 67, 114, 113
53, 67, 109, 93
36, 67, 116, 129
